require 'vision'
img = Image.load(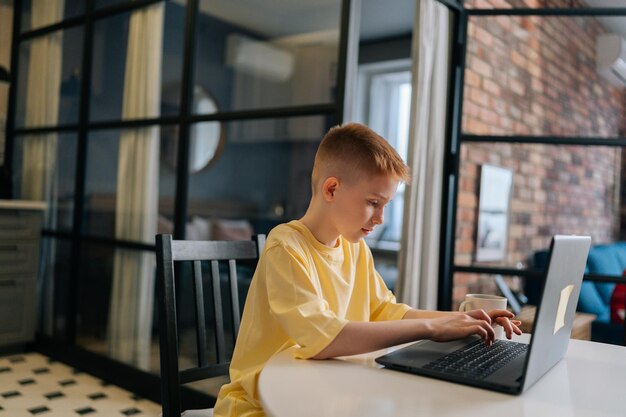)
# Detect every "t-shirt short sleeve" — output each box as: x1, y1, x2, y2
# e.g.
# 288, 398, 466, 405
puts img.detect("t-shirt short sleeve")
369, 270, 411, 321
265, 244, 348, 359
